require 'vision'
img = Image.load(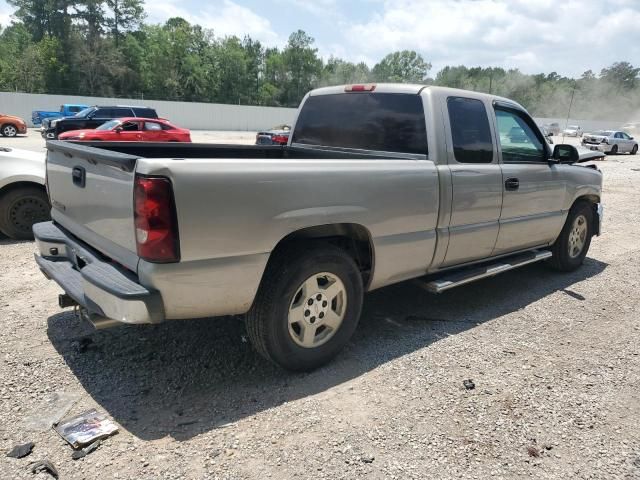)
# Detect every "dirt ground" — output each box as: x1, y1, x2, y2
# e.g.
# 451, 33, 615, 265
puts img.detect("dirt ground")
1, 147, 639, 479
